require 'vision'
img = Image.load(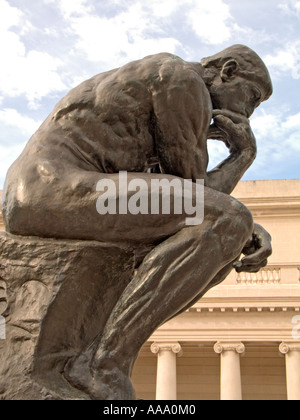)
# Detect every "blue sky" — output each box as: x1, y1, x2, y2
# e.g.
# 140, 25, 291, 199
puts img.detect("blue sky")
0, 0, 299, 188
